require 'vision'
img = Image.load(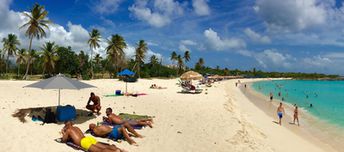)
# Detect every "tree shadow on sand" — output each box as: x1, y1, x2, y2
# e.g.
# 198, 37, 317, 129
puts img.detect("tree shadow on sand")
12, 106, 96, 125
